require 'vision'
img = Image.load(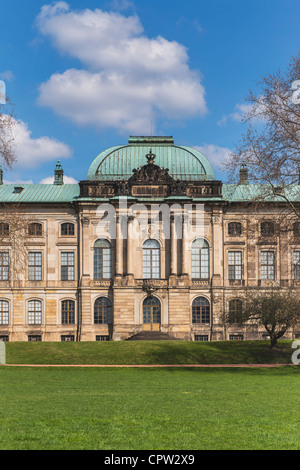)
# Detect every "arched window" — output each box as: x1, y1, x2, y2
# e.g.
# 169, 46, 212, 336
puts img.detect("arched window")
94, 297, 112, 324
94, 239, 112, 279
228, 222, 242, 236
28, 223, 43, 237
191, 239, 209, 279
28, 300, 42, 325
143, 239, 160, 279
228, 299, 243, 324
61, 223, 75, 236
0, 300, 9, 325
143, 296, 161, 327
61, 300, 75, 324
192, 297, 210, 324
